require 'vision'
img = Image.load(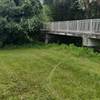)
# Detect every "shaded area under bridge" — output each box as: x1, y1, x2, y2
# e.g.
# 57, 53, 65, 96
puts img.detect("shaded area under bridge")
42, 19, 100, 47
